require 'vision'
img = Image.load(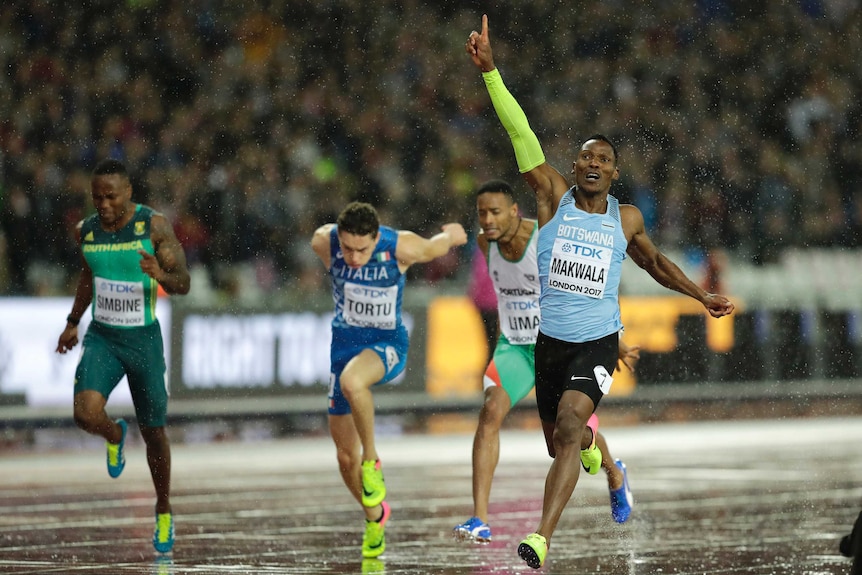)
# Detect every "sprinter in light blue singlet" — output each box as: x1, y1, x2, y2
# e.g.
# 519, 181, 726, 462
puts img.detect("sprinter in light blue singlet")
453, 180, 640, 545
467, 15, 735, 568
537, 188, 628, 344
311, 201, 467, 559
